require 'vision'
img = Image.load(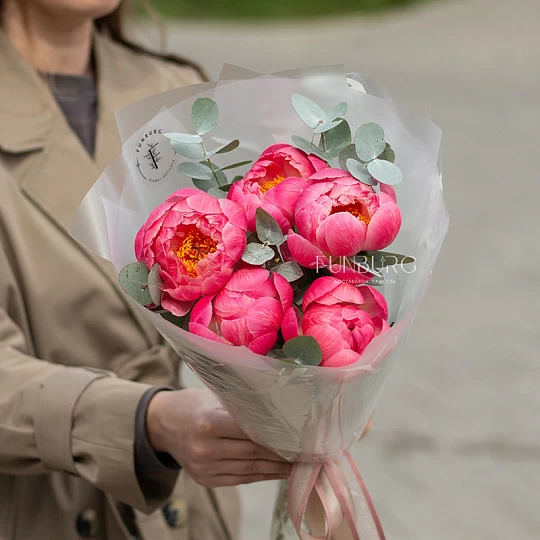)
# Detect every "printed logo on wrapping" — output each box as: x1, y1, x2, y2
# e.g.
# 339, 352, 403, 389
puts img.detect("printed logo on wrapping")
136, 128, 176, 183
